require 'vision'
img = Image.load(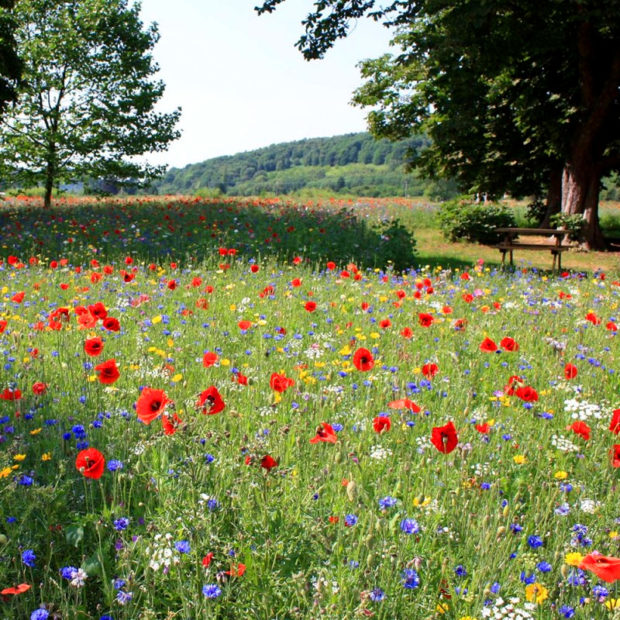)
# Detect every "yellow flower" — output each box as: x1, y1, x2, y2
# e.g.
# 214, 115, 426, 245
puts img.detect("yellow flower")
459, 617, 478, 620
0, 466, 12, 478
13, 454, 26, 461
513, 454, 526, 464
604, 599, 620, 610
554, 470, 568, 479
564, 552, 584, 567
436, 603, 449, 614
524, 583, 548, 604
30, 428, 42, 435
41, 453, 52, 461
